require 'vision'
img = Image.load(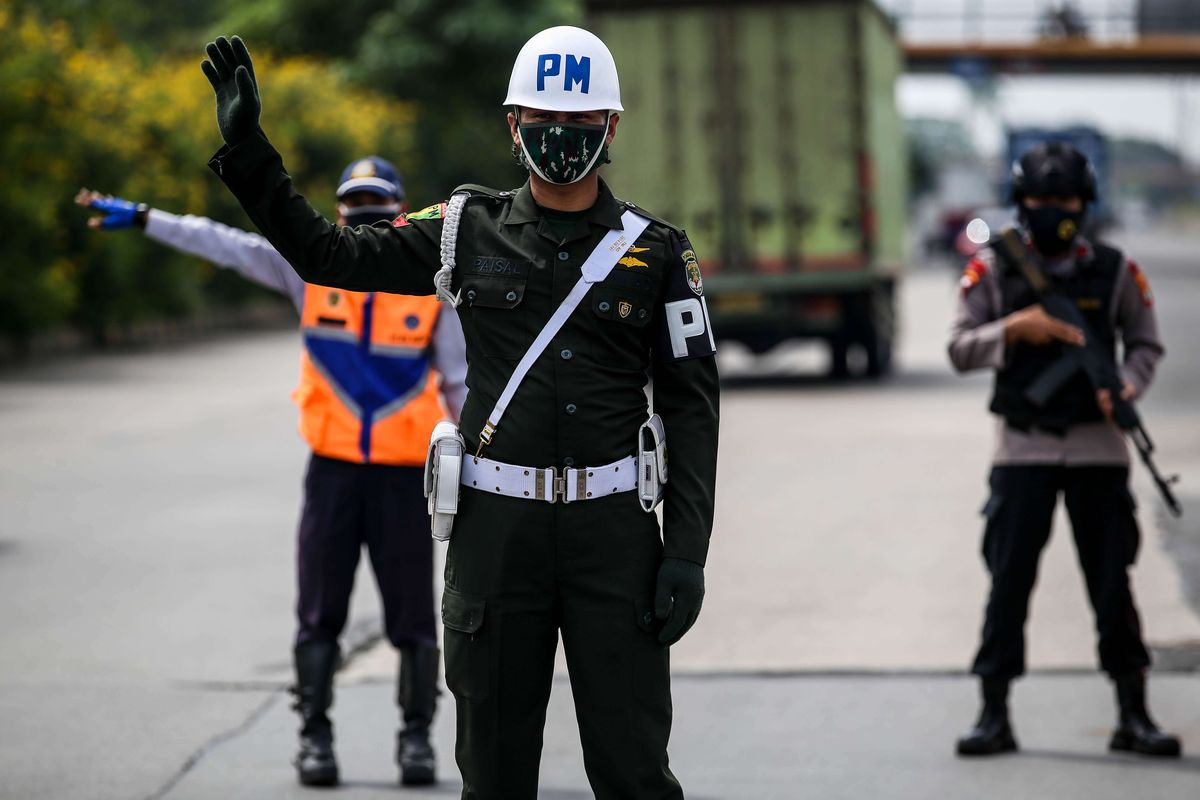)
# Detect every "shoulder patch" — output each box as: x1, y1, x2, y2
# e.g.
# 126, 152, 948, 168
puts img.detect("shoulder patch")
403, 202, 448, 223
960, 257, 987, 295
681, 248, 703, 296
1127, 260, 1153, 307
